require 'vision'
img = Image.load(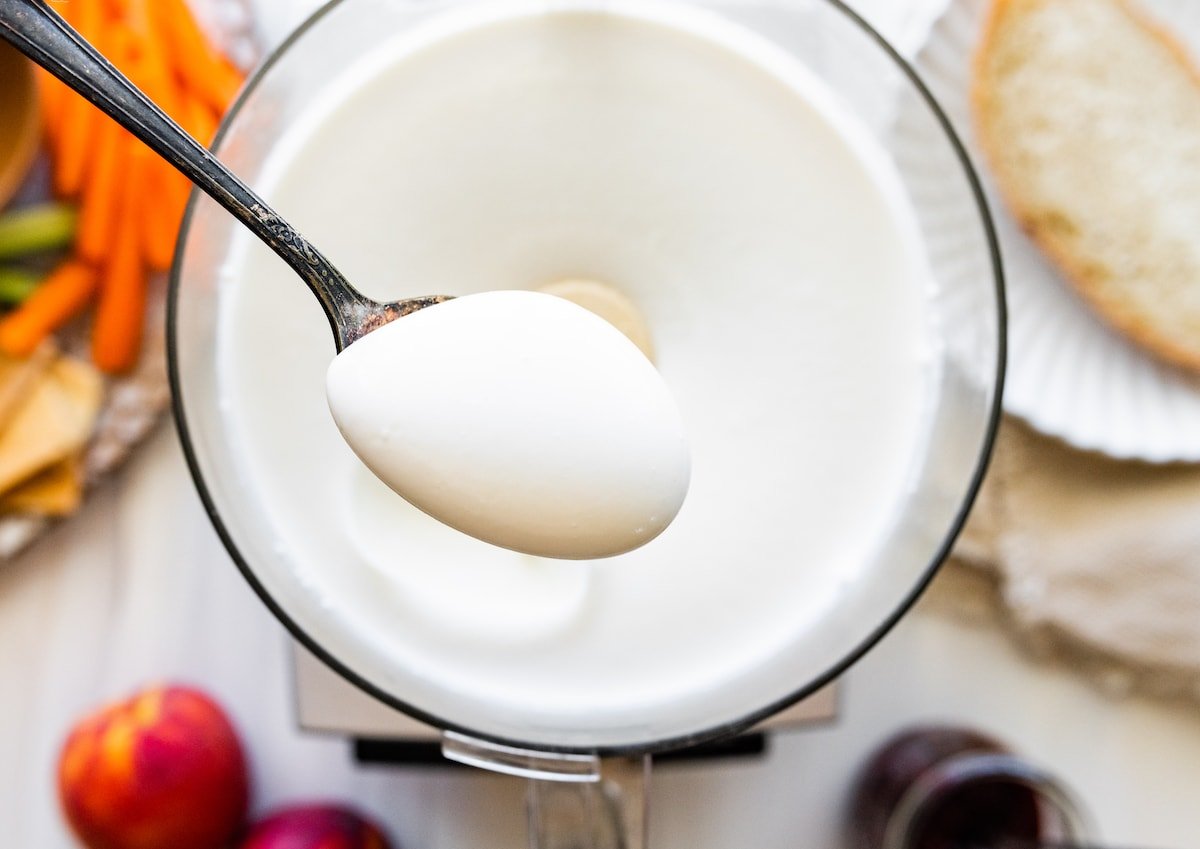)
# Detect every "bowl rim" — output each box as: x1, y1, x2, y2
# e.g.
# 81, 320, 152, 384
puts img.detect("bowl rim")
167, 0, 1008, 757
